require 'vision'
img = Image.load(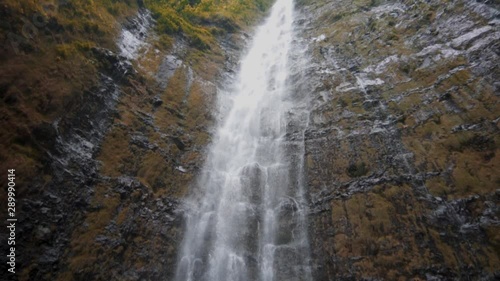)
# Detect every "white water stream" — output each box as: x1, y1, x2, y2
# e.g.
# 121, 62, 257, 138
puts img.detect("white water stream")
175, 1, 312, 280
